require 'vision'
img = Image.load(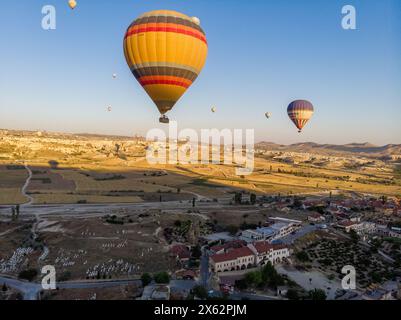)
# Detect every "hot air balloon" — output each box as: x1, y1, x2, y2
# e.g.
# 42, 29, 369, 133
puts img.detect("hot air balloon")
112, 73, 117, 79
107, 106, 112, 112
68, 0, 77, 10
265, 112, 272, 119
123, 10, 208, 124
287, 100, 314, 133
211, 107, 216, 113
